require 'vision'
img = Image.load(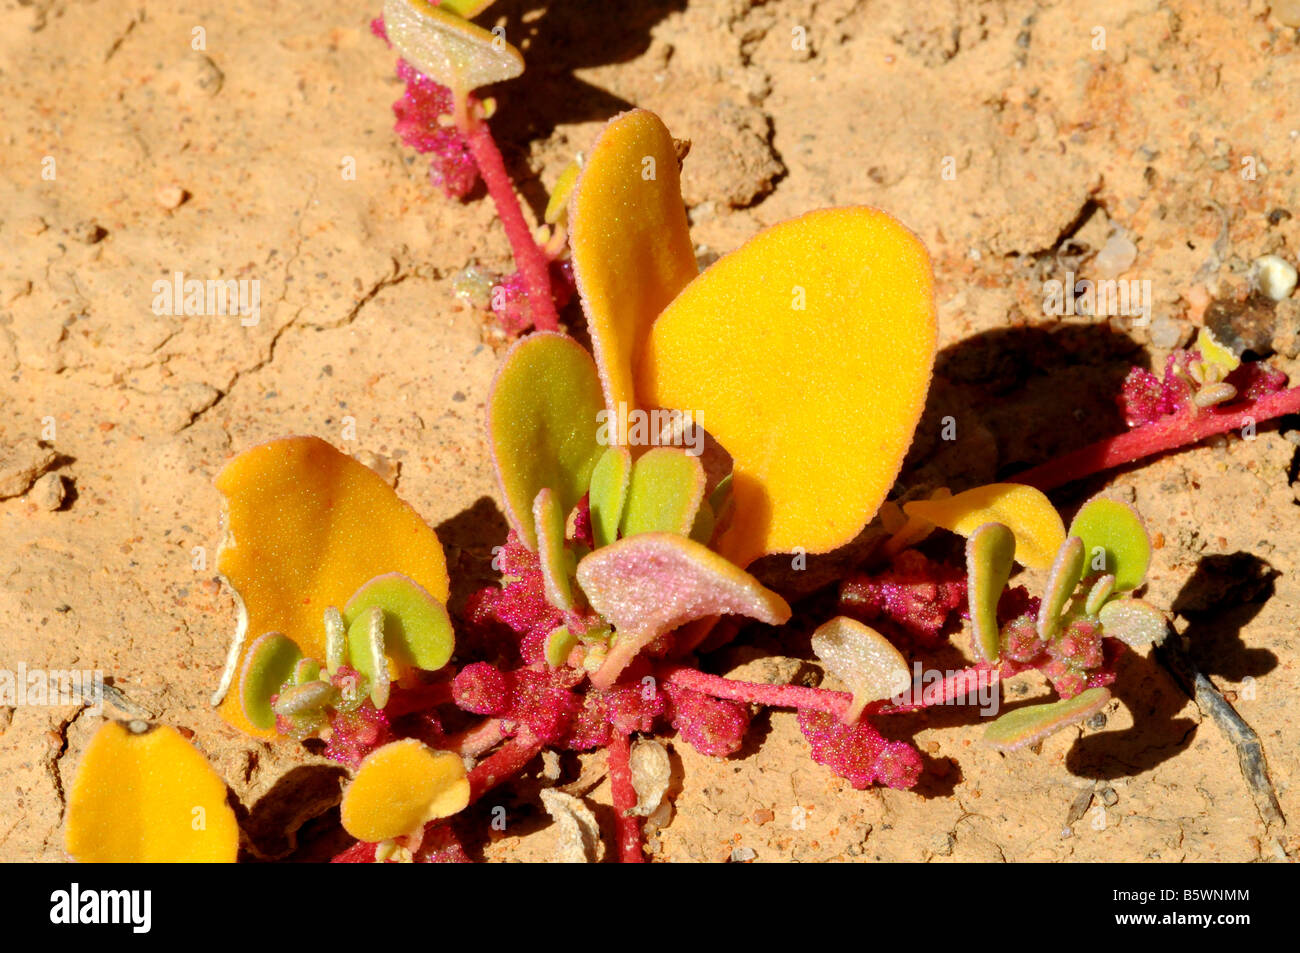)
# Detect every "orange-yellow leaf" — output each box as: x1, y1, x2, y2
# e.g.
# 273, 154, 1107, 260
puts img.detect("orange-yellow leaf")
340, 739, 470, 842
637, 208, 936, 566
903, 482, 1065, 570
570, 109, 698, 423
214, 436, 449, 737
65, 721, 239, 863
